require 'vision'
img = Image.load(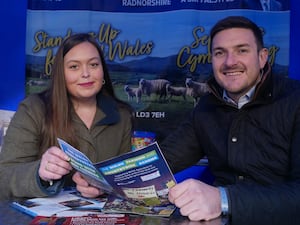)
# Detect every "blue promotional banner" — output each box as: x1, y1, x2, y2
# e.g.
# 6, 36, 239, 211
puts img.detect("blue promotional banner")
26, 0, 290, 141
